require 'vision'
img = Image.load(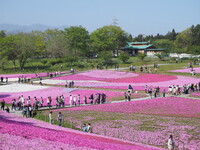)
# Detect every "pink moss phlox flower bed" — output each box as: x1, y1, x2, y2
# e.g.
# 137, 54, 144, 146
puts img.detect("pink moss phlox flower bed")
0, 111, 163, 150
0, 87, 123, 105
190, 92, 200, 97
170, 67, 200, 73
78, 70, 138, 79
52, 70, 139, 81
0, 71, 69, 79
52, 71, 177, 83
52, 70, 138, 81
65, 97, 200, 118
54, 74, 101, 81
73, 75, 200, 88
104, 73, 177, 83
